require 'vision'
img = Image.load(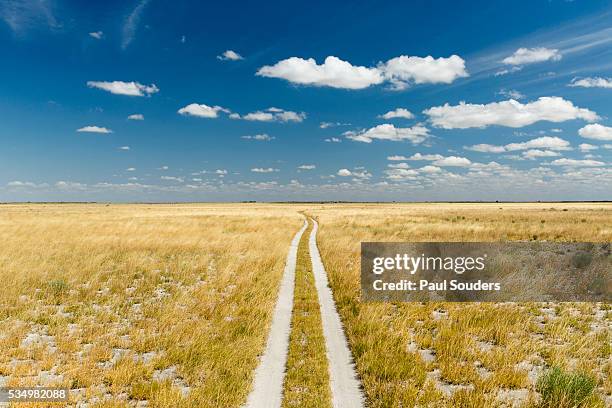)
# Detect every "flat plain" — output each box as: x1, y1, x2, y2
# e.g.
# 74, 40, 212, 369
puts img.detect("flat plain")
0, 203, 610, 407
